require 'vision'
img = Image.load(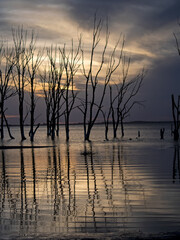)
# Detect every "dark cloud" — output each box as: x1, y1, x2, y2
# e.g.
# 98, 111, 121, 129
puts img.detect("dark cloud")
129, 55, 180, 121
1, 0, 180, 122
